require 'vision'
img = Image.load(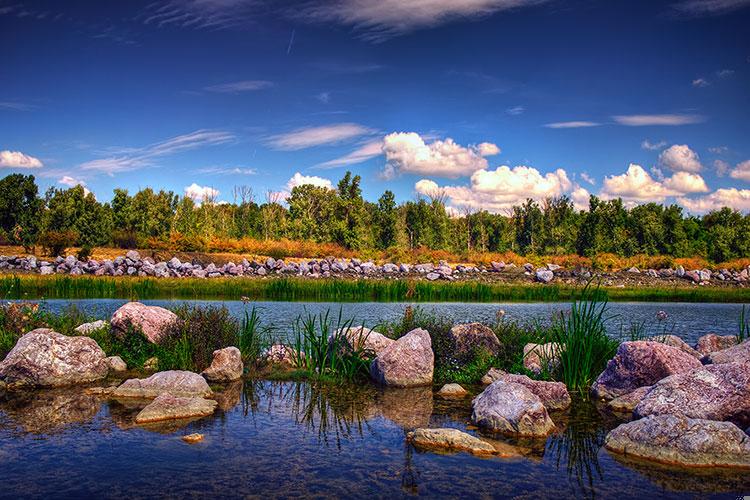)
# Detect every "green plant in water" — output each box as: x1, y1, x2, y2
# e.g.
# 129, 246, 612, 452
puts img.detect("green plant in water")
739, 304, 749, 343
238, 305, 273, 368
